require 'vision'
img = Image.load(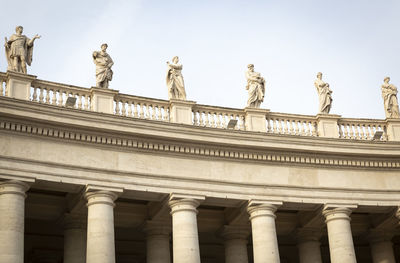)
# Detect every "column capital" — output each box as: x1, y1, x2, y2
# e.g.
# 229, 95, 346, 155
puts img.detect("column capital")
0, 180, 30, 198
168, 193, 205, 215
85, 186, 121, 208
368, 229, 394, 244
322, 204, 357, 223
296, 227, 322, 243
143, 220, 172, 237
61, 213, 87, 230
247, 200, 282, 220
219, 225, 250, 241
